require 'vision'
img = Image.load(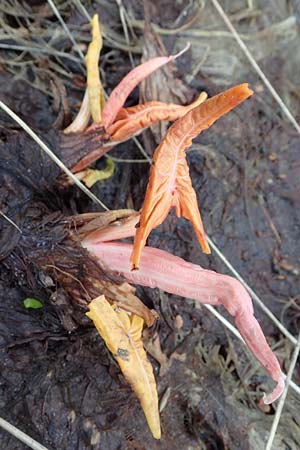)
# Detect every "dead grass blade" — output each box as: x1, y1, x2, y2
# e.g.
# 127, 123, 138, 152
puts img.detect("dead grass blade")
0, 416, 50, 450
46, 0, 85, 61
265, 332, 300, 450
211, 0, 300, 136
203, 305, 300, 398
207, 236, 297, 346
72, 0, 91, 21
116, 0, 135, 67
0, 100, 109, 211
85, 14, 105, 123
0, 211, 22, 233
